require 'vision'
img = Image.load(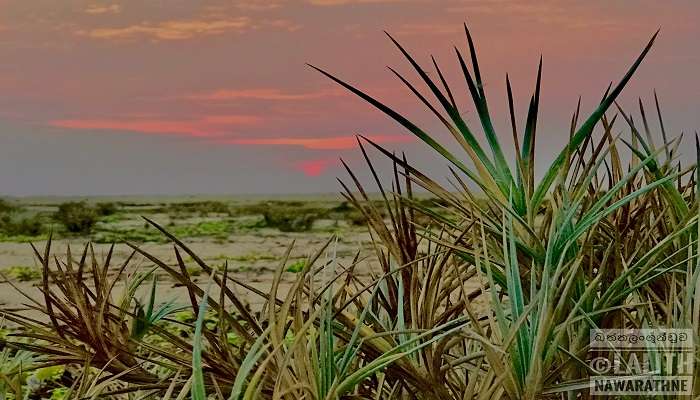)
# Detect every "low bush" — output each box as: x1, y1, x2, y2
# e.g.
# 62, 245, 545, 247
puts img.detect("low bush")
231, 200, 308, 217
0, 214, 44, 237
165, 201, 230, 216
53, 201, 97, 234
95, 202, 119, 216
262, 206, 323, 232
0, 199, 19, 215
346, 209, 368, 226
330, 201, 352, 212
